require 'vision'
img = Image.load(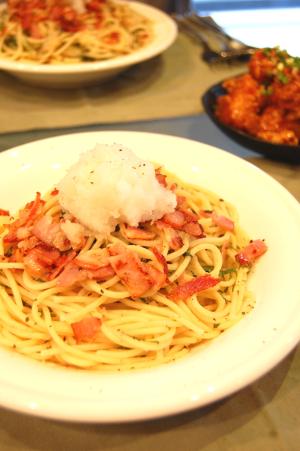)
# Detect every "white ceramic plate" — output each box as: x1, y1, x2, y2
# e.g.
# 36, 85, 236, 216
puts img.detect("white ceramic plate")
0, 131, 300, 423
0, 1, 177, 88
